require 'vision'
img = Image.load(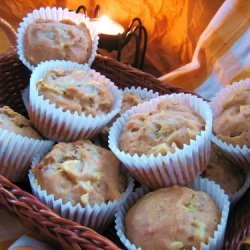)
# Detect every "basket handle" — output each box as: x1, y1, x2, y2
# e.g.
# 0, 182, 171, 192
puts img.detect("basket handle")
0, 18, 17, 47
